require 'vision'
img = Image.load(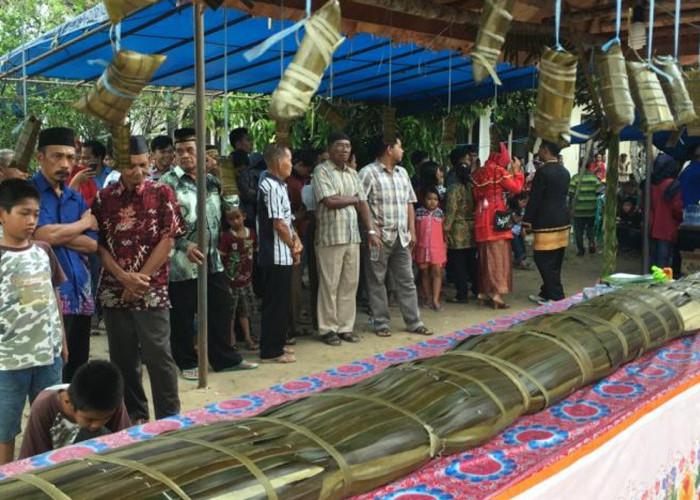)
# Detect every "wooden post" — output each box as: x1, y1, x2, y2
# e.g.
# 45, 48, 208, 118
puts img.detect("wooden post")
642, 135, 653, 273
602, 134, 620, 277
